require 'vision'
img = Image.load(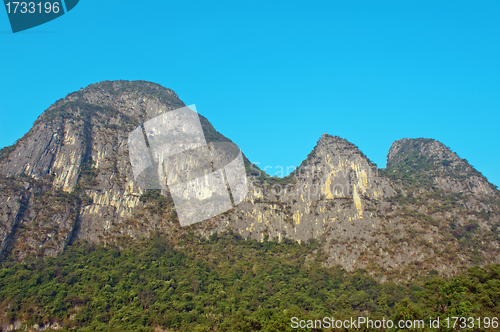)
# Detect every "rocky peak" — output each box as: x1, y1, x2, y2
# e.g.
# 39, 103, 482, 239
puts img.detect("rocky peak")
0, 81, 240, 260
34, 80, 185, 129
302, 134, 376, 166
316, 133, 363, 154
387, 138, 459, 168
1, 81, 500, 278
385, 138, 496, 196
291, 133, 391, 205
0, 81, 233, 186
